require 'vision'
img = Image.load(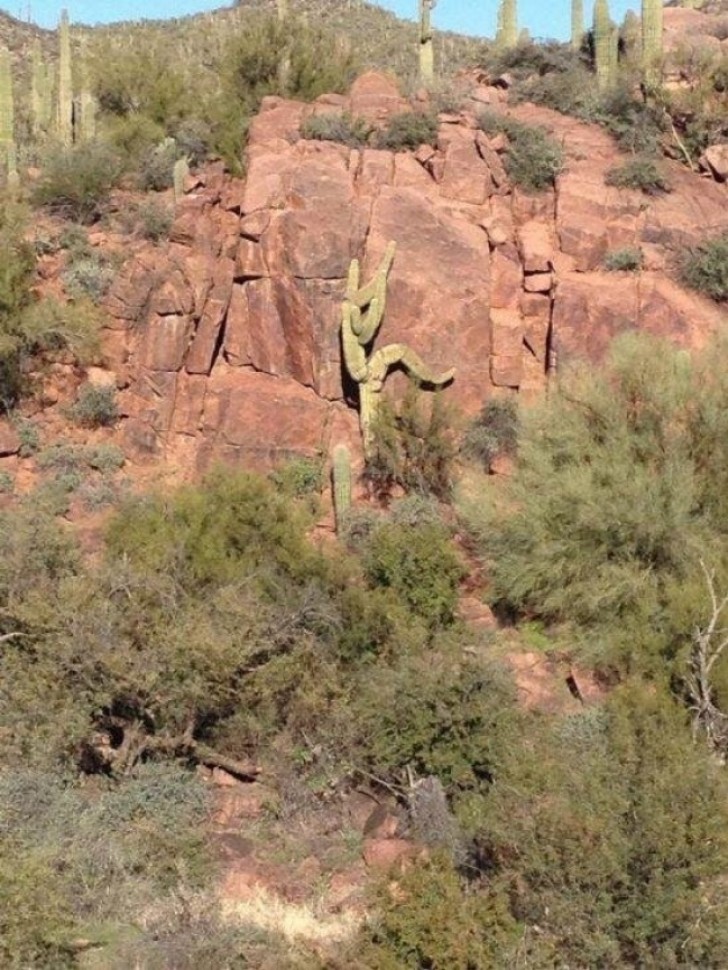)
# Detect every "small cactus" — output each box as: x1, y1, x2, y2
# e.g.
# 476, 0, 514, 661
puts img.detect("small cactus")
419, 0, 436, 85
332, 445, 352, 535
173, 156, 190, 202
571, 0, 584, 49
58, 9, 73, 147
495, 0, 518, 49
